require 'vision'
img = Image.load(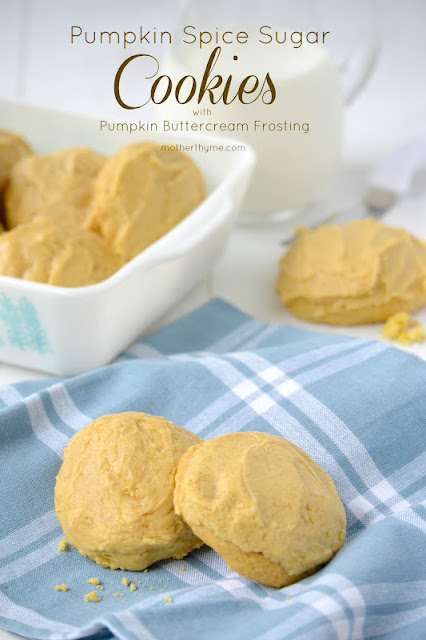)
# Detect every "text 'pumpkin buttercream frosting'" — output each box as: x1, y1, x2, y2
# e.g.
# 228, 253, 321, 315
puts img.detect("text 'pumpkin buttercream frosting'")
276, 218, 426, 325
174, 431, 346, 587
